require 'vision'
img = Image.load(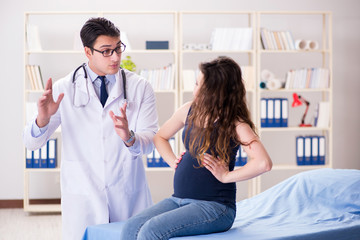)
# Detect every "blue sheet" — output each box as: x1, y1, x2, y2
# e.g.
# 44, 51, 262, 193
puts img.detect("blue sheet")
82, 168, 360, 240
